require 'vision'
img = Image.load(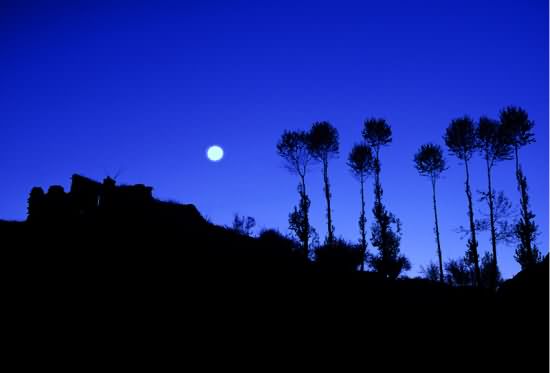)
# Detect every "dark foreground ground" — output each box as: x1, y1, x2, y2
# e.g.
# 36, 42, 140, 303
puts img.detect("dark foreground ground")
2, 216, 548, 371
